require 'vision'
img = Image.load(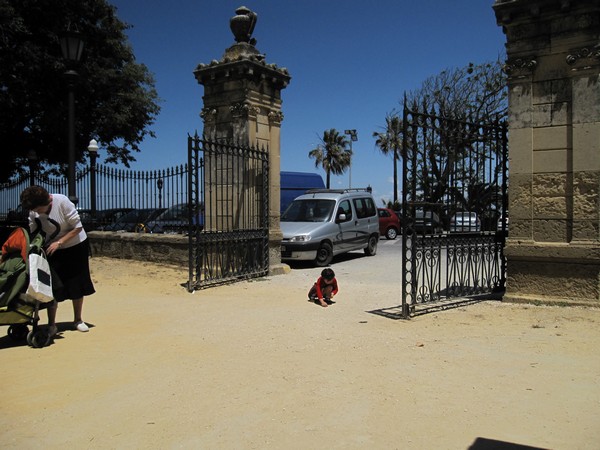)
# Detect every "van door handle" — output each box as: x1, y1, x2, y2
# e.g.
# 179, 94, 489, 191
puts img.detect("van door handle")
355, 220, 359, 225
